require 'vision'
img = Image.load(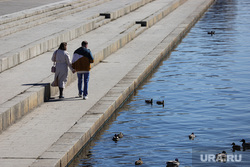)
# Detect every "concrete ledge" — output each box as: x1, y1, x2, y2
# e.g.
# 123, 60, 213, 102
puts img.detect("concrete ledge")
137, 0, 187, 28
28, 0, 215, 166
107, 0, 154, 21
30, 159, 60, 167
0, 86, 45, 132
